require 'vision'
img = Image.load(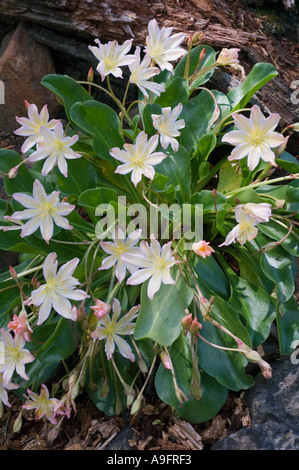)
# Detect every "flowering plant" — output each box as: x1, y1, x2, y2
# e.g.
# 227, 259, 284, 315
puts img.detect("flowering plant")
0, 19, 299, 434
